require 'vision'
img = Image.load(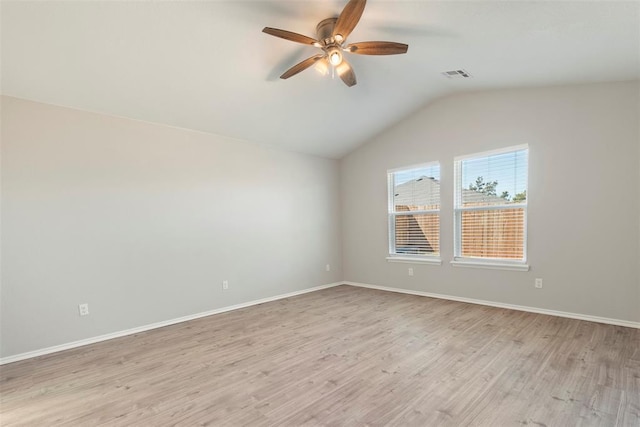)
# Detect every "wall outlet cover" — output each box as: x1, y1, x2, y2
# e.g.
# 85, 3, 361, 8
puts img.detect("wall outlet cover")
78, 304, 89, 316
